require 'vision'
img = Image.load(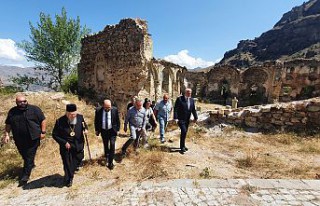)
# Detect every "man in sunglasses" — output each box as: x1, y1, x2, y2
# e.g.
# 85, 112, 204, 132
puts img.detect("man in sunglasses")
2, 94, 46, 186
